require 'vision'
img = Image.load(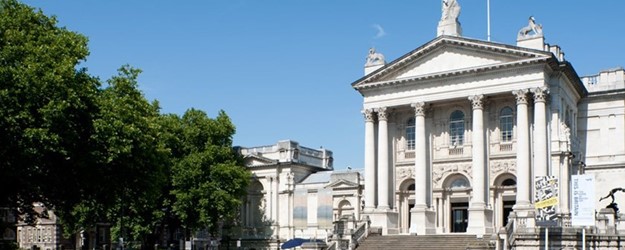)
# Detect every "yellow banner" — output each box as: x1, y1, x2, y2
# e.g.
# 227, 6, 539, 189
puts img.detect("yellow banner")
535, 197, 558, 208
